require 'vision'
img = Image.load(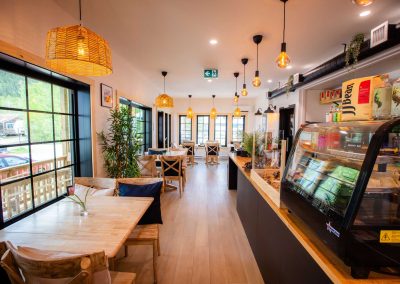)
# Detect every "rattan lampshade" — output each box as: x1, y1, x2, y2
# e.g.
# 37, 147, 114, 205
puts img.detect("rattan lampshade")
155, 94, 174, 108
45, 25, 113, 76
